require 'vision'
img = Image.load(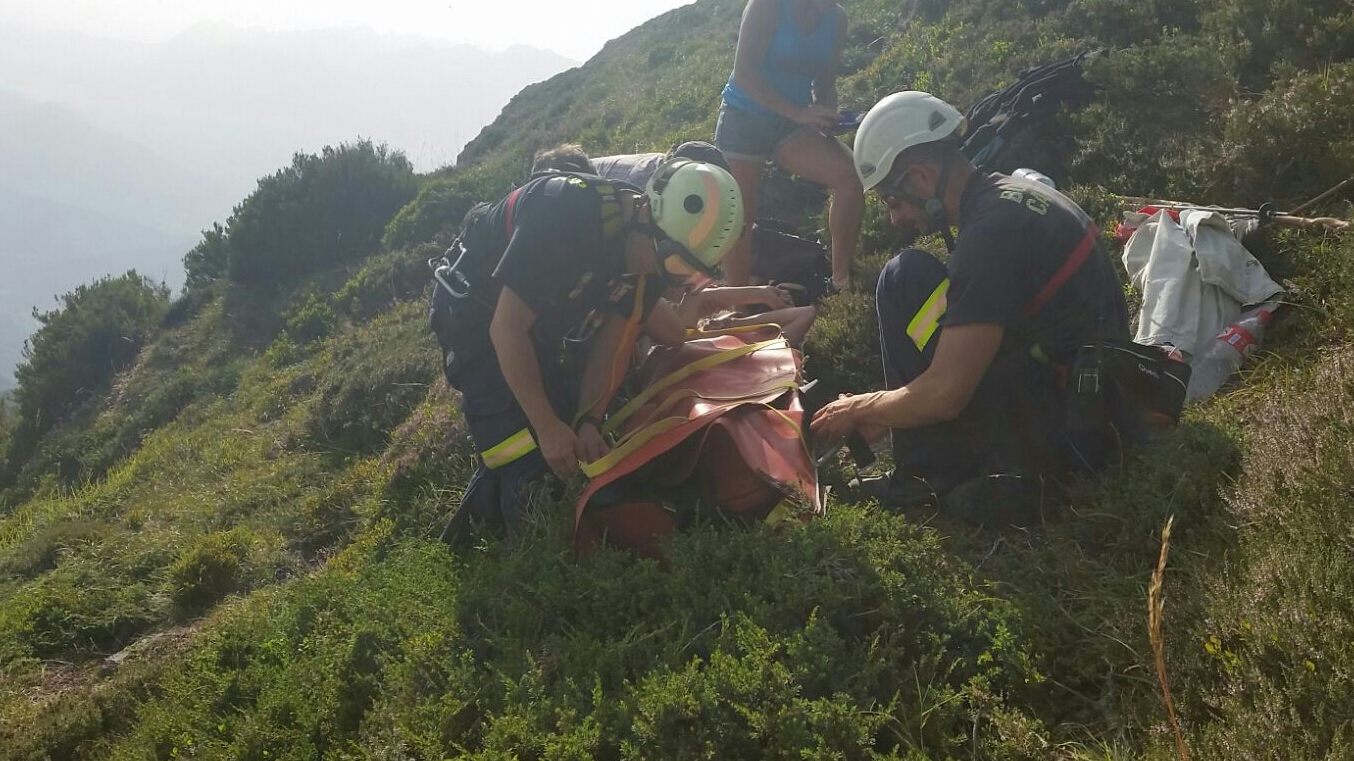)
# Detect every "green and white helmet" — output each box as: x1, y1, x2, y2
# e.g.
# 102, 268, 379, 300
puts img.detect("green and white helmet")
646, 158, 744, 279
